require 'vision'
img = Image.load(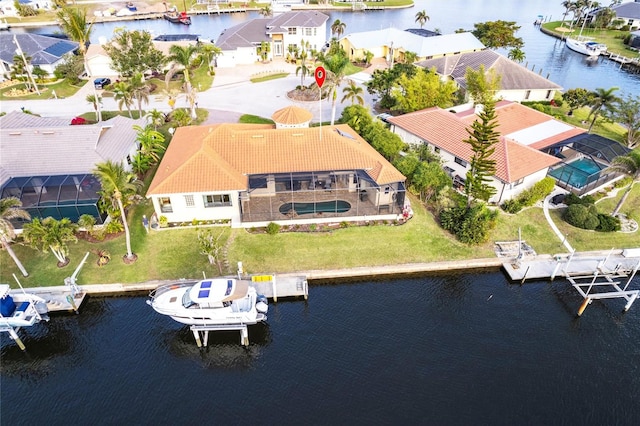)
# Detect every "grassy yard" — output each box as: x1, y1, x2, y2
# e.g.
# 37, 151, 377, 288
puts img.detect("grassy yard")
0, 80, 84, 101
5, 184, 638, 288
542, 21, 640, 58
